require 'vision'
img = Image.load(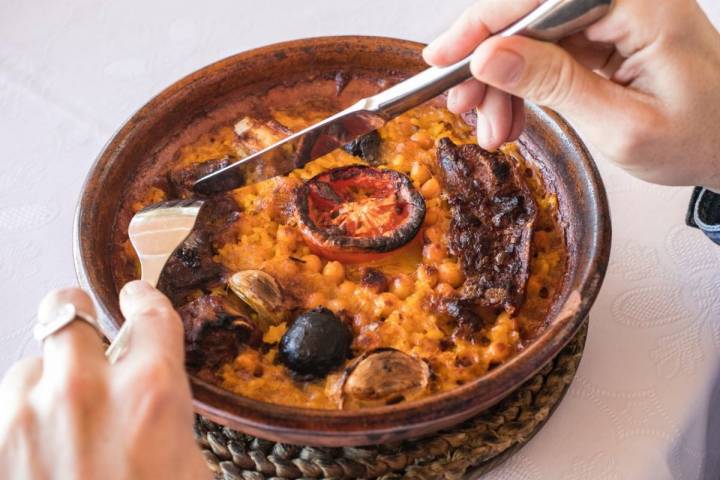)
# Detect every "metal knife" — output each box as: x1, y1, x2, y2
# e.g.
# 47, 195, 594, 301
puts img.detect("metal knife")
193, 0, 613, 195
